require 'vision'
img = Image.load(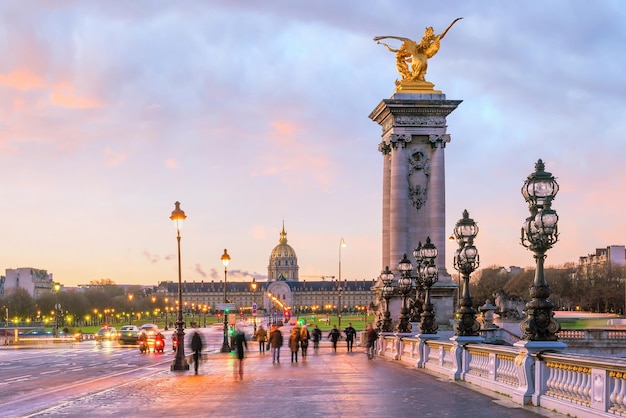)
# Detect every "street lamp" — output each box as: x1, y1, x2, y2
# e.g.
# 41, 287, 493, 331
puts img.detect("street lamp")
128, 294, 134, 325
338, 238, 346, 329
170, 201, 189, 371
380, 266, 394, 332
416, 237, 439, 335
220, 248, 231, 353
396, 254, 414, 333
53, 282, 61, 336
520, 159, 561, 341
164, 297, 169, 330
250, 278, 258, 334
453, 209, 481, 336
